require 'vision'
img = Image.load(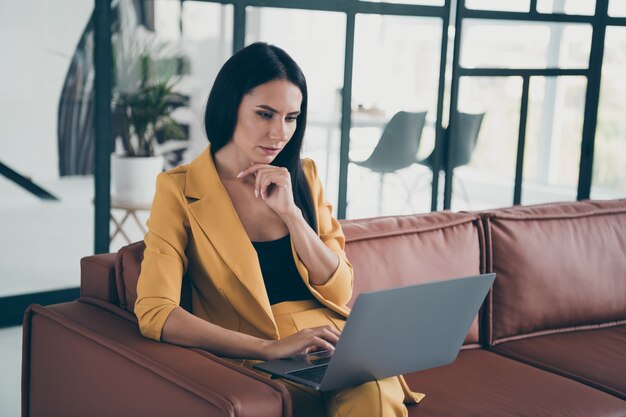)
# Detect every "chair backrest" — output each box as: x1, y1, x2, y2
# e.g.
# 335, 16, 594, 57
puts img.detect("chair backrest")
448, 112, 484, 169
361, 111, 427, 173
